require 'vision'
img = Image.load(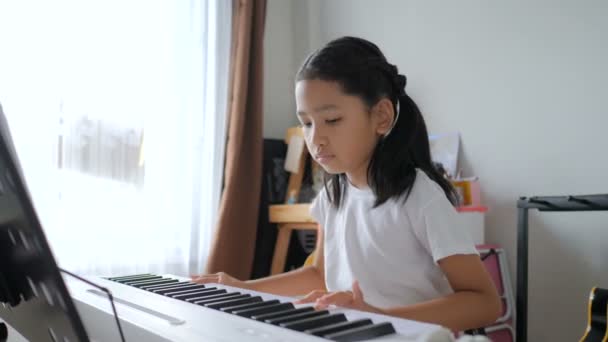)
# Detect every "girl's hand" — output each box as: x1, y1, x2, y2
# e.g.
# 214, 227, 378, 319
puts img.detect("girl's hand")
294, 281, 385, 314
190, 272, 250, 290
